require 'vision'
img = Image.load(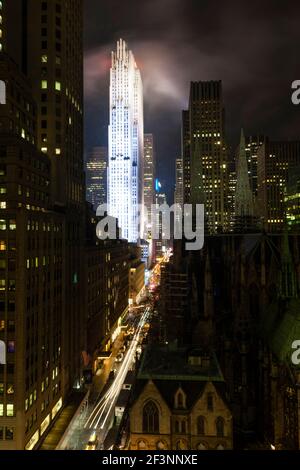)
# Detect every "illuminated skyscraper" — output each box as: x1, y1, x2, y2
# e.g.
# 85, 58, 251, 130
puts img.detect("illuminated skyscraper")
234, 130, 255, 232
174, 157, 184, 207
0, 0, 85, 450
108, 39, 144, 242
144, 134, 155, 226
86, 147, 107, 210
257, 140, 300, 232
183, 81, 229, 233
285, 166, 300, 230
155, 180, 168, 259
